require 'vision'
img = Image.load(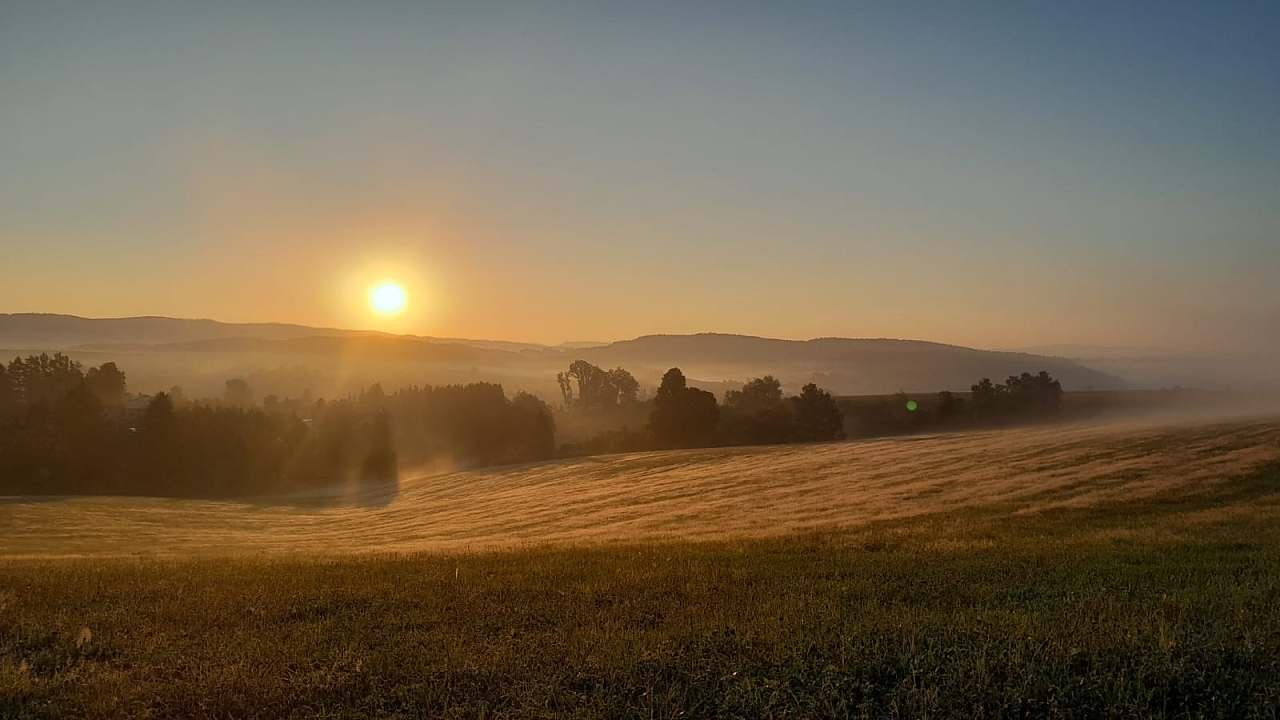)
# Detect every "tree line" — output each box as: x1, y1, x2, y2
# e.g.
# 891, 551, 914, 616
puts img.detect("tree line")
559, 363, 845, 455
840, 371, 1064, 437
0, 352, 1066, 498
0, 353, 555, 497
559, 362, 1064, 453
